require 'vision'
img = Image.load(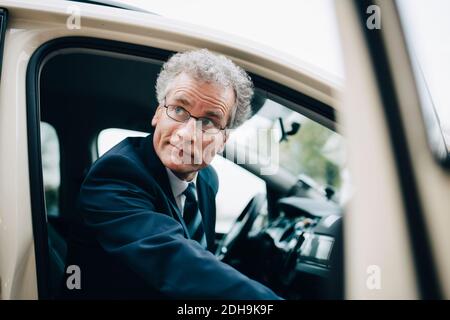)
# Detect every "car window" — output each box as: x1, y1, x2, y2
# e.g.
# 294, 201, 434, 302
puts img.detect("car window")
397, 0, 450, 162
40, 122, 61, 218
226, 97, 350, 204
97, 128, 149, 157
